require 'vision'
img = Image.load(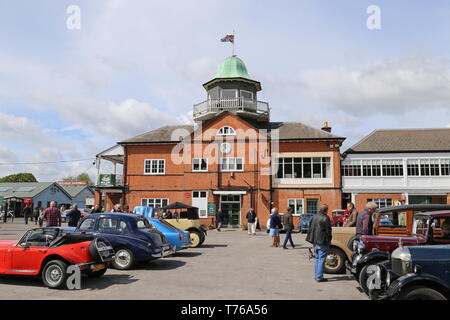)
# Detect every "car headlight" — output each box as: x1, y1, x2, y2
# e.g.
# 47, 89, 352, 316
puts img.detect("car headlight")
386, 270, 391, 287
